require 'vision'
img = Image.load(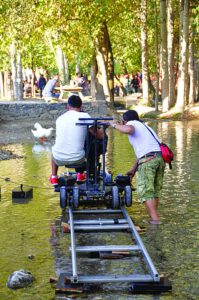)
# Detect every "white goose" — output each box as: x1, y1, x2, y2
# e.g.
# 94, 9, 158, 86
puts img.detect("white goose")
31, 122, 54, 142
